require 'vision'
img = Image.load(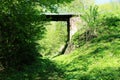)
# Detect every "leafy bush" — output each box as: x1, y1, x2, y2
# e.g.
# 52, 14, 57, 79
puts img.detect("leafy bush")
81, 5, 99, 36
0, 1, 46, 69
72, 6, 120, 48
101, 13, 120, 34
